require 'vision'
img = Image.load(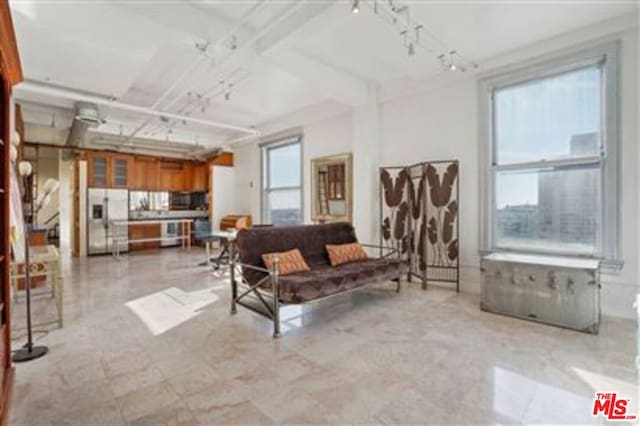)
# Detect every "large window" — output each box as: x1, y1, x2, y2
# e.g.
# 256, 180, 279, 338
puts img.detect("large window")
480, 43, 620, 265
262, 137, 302, 225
